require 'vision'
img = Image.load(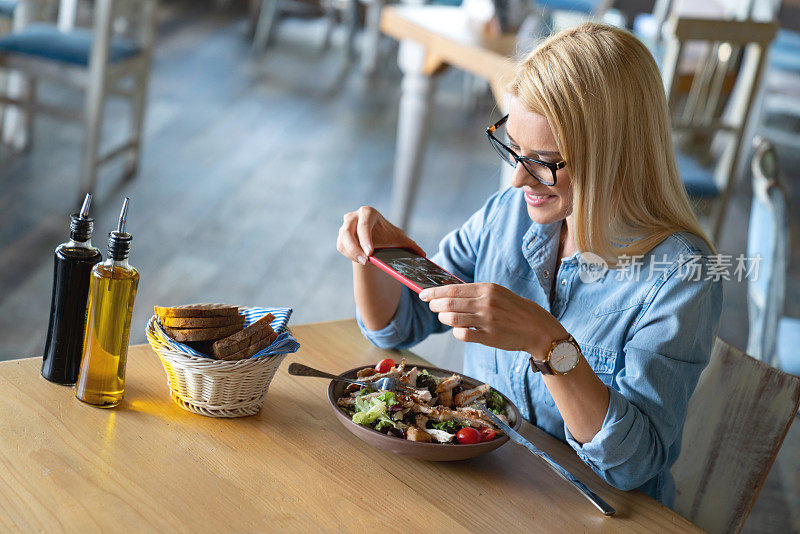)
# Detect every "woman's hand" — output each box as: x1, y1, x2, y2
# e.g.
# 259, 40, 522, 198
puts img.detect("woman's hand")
336, 206, 425, 264
420, 283, 568, 358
